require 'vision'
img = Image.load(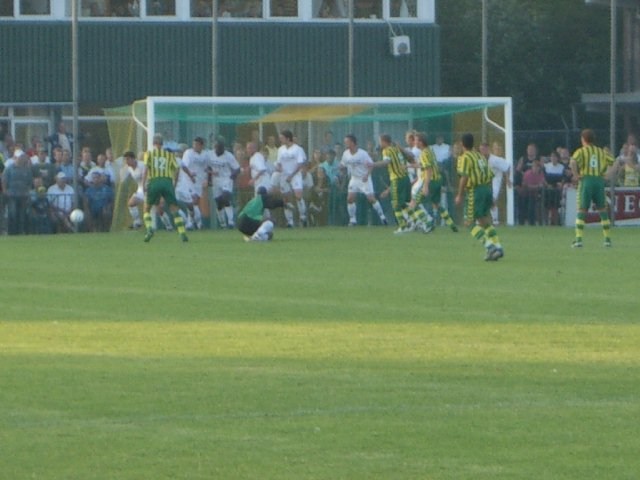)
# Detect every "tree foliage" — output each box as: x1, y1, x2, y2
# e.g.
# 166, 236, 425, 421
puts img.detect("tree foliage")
438, 0, 611, 131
